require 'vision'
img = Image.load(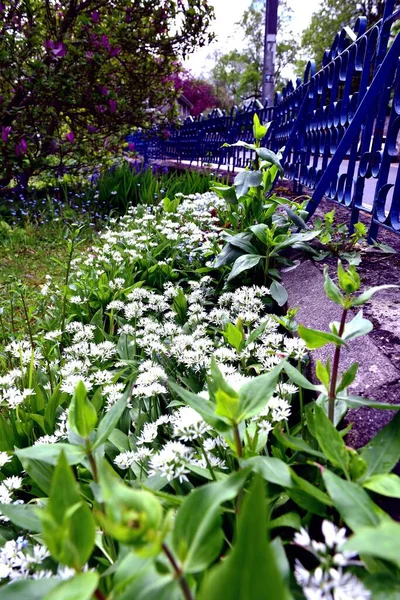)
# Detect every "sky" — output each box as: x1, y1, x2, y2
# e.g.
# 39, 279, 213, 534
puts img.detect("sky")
184, 0, 322, 79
